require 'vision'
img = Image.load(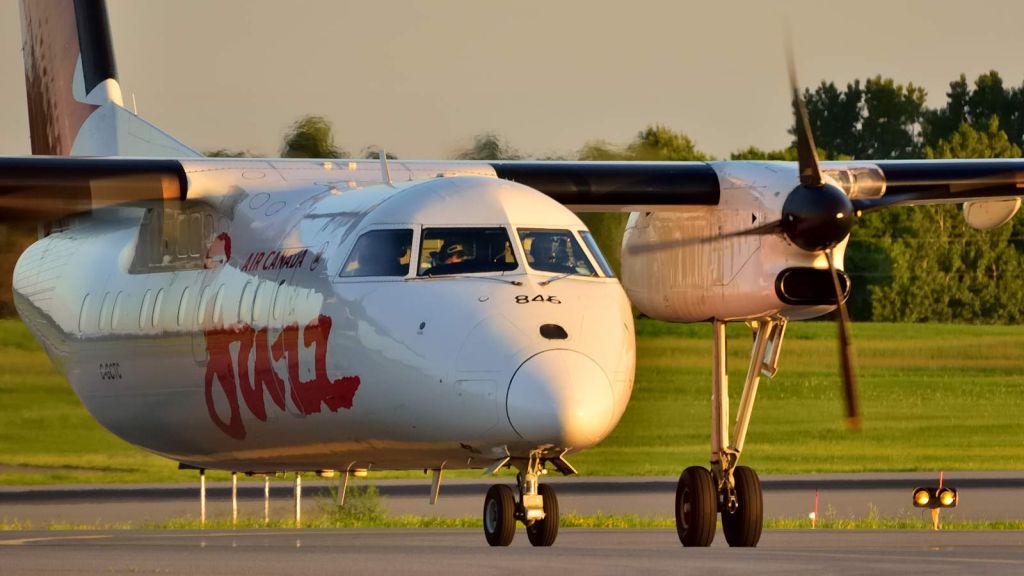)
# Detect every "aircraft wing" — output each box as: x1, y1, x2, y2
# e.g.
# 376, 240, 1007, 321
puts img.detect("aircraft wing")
848, 159, 1024, 211
0, 156, 186, 222
3, 156, 1024, 221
